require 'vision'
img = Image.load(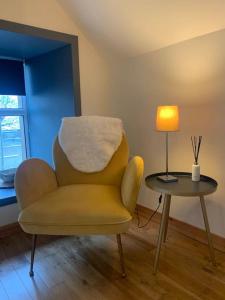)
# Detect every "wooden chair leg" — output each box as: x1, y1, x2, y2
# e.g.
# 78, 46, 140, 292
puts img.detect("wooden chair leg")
116, 234, 126, 278
29, 234, 37, 277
